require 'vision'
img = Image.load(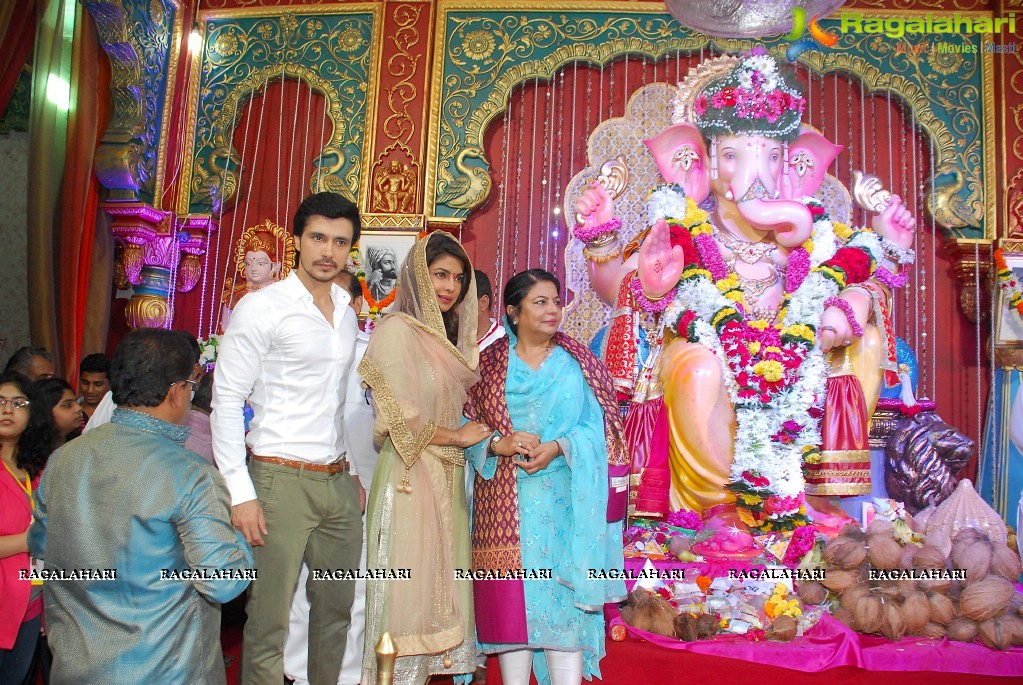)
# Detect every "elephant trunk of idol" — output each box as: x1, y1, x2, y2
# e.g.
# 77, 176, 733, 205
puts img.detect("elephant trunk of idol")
733, 195, 814, 249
